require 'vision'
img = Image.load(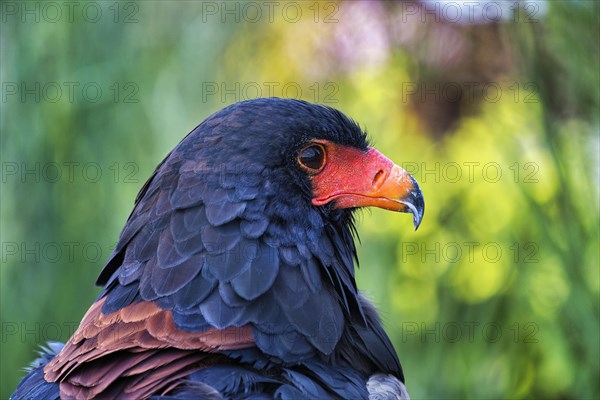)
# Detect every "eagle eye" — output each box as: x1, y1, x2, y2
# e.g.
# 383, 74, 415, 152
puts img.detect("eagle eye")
298, 143, 326, 173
